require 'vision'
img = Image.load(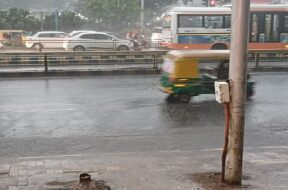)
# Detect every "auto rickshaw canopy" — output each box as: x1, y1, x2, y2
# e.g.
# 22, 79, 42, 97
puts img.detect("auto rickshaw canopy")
0, 30, 24, 40
165, 50, 230, 79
